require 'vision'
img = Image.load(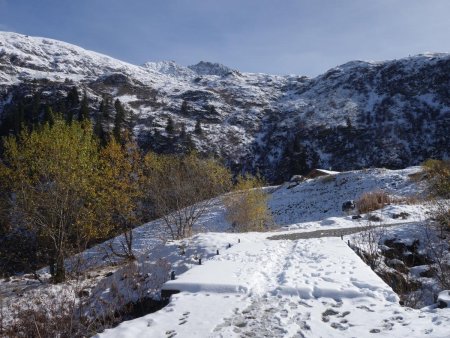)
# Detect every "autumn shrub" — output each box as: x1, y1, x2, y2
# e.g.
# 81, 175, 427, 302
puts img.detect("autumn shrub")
356, 190, 391, 214
143, 152, 232, 239
422, 159, 450, 199
422, 159, 450, 230
224, 175, 274, 232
